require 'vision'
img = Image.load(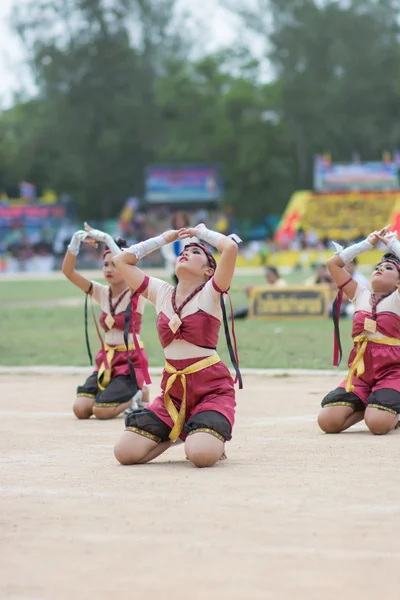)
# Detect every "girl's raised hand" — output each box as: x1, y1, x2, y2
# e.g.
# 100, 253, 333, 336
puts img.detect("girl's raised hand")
367, 225, 391, 246
162, 228, 186, 244
84, 222, 108, 242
